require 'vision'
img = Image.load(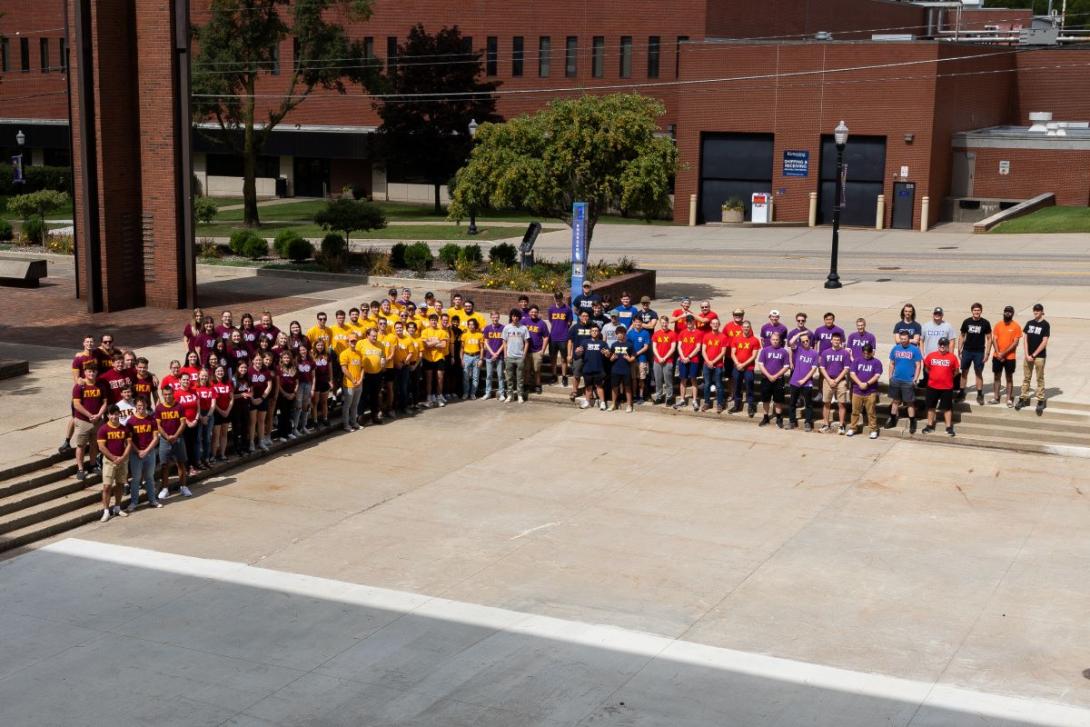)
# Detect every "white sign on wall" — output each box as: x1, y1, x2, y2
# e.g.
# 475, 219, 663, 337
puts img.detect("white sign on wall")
900, 165, 909, 178
999, 160, 1010, 176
